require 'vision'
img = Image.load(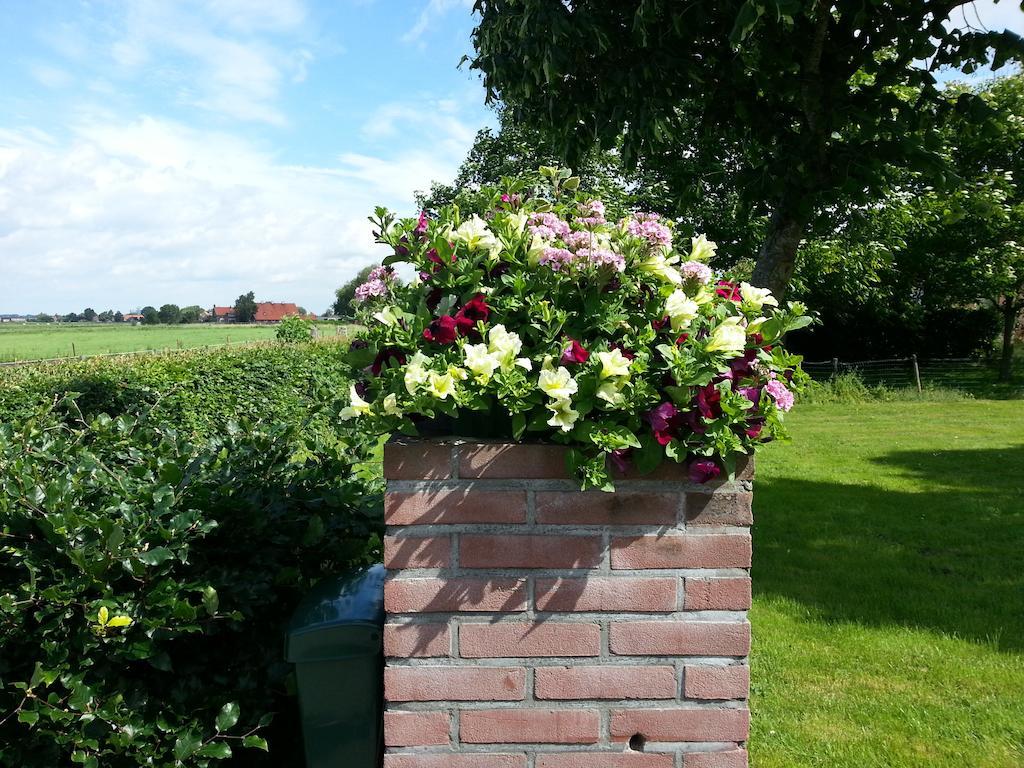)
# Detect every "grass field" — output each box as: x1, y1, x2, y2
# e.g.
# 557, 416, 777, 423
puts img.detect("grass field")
0, 323, 348, 362
751, 400, 1024, 767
